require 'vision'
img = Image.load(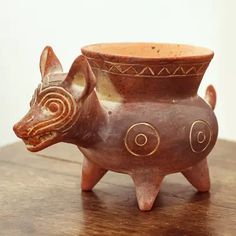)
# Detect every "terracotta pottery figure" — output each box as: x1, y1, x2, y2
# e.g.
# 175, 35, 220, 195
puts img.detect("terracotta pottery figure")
13, 43, 218, 211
